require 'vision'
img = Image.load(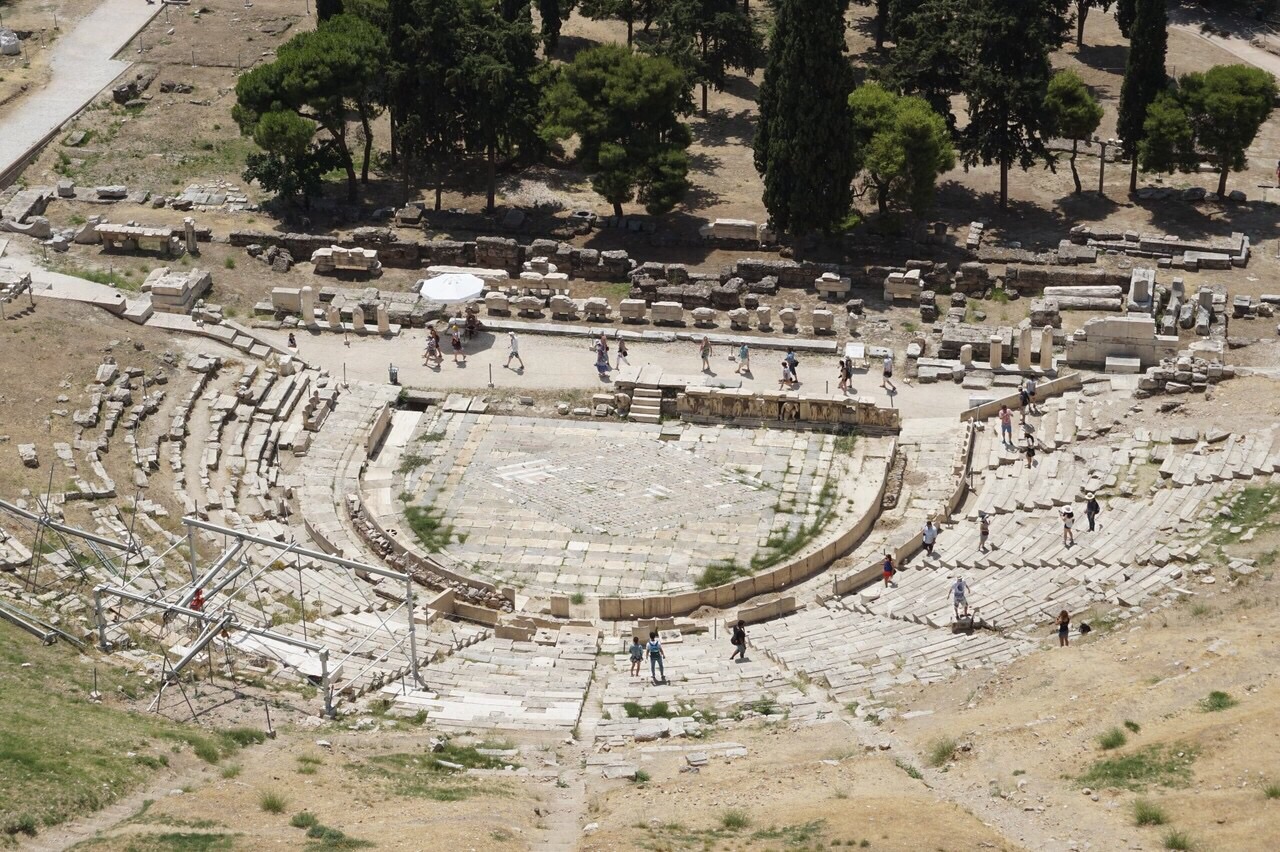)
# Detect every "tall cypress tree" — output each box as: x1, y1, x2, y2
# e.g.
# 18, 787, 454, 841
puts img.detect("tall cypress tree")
753, 0, 856, 236
959, 0, 1070, 209
1117, 0, 1167, 194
